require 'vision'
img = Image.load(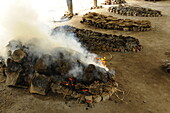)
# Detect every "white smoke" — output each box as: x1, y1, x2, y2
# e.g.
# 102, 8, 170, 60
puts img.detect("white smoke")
0, 0, 108, 76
